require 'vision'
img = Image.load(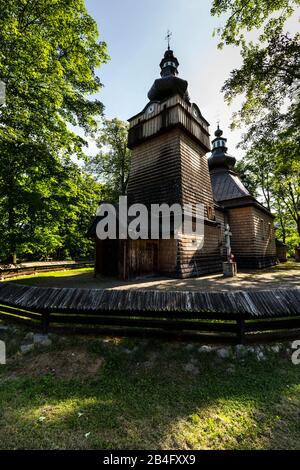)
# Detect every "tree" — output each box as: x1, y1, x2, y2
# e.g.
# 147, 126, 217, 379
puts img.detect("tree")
234, 134, 300, 251
211, 0, 300, 249
0, 149, 108, 262
271, 136, 300, 238
86, 118, 132, 200
211, 0, 300, 136
0, 0, 109, 262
